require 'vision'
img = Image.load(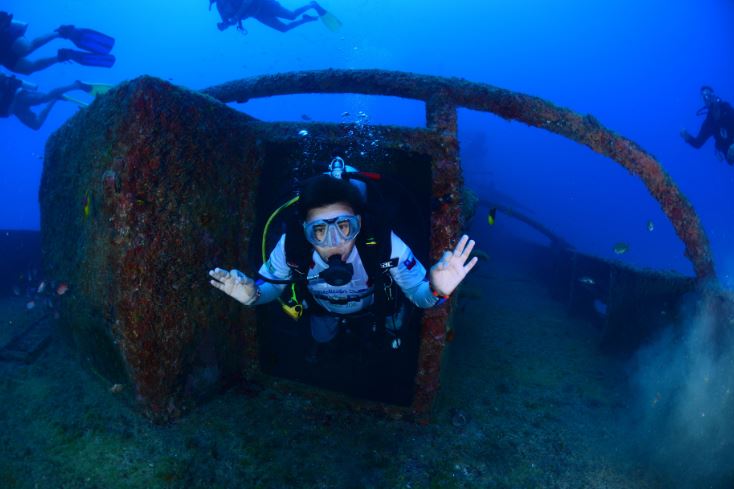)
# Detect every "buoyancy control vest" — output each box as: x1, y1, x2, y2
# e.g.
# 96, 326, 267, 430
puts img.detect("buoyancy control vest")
713, 102, 734, 155
0, 16, 27, 69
